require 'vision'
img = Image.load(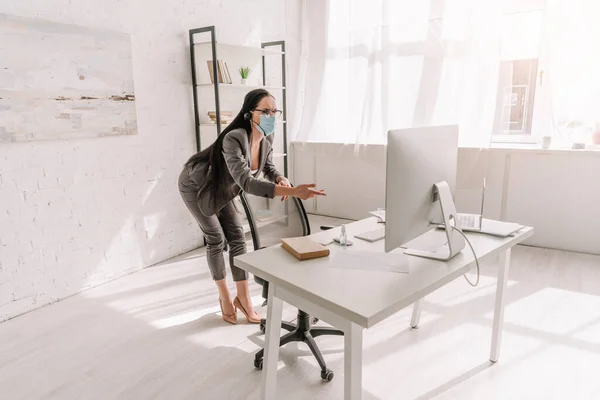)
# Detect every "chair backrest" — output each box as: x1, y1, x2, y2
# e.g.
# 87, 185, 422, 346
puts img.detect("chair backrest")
238, 189, 311, 252
238, 189, 311, 301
